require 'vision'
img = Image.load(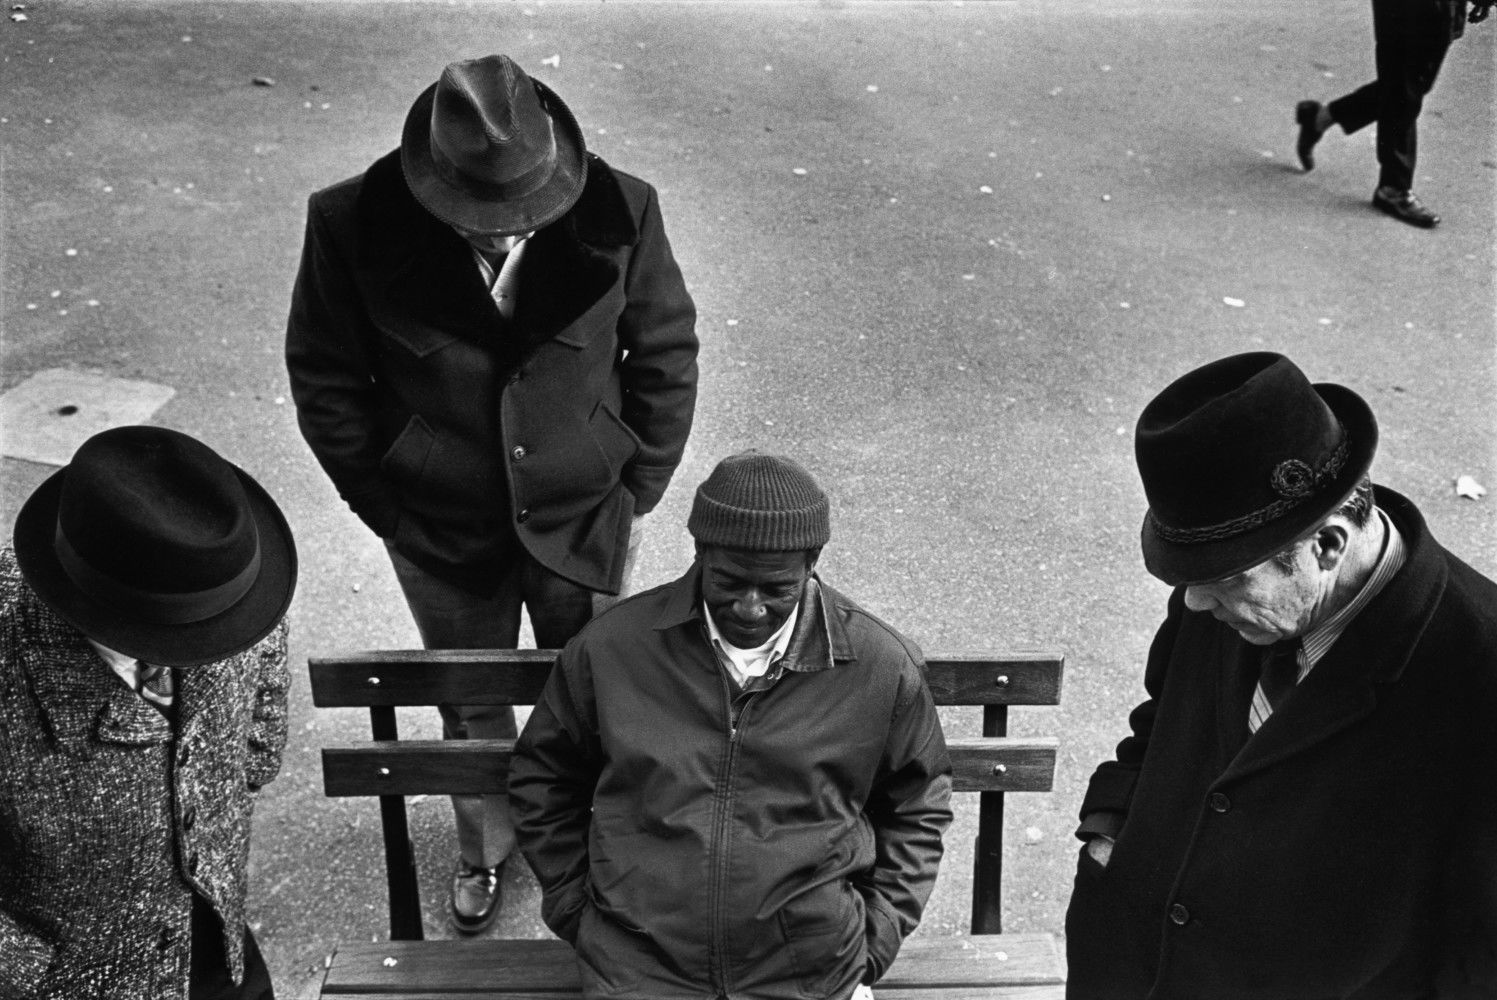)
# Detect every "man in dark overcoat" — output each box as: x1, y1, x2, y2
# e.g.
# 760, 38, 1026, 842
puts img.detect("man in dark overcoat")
1293, 0, 1492, 228
1065, 353, 1497, 999
285, 54, 698, 930
0, 426, 297, 999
